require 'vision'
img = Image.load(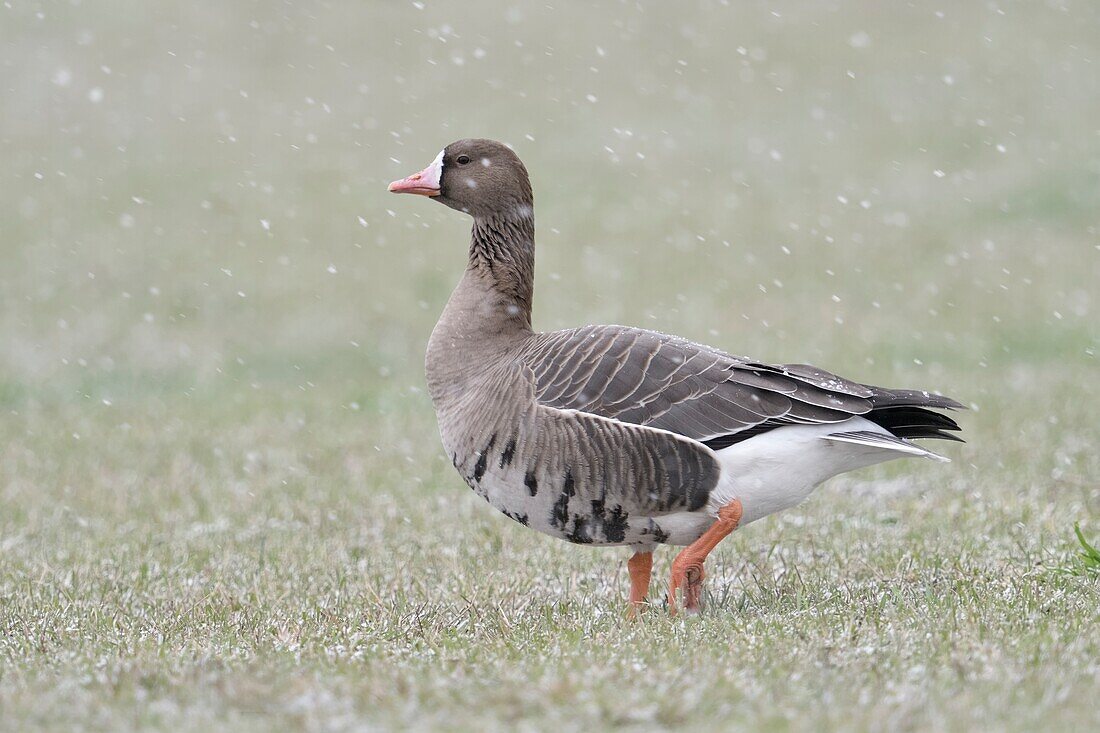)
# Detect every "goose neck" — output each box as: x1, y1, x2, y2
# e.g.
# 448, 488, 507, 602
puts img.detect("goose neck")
467, 209, 535, 327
